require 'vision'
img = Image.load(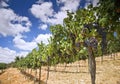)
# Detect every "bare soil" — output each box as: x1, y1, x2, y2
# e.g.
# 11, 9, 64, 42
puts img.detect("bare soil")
0, 53, 120, 84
